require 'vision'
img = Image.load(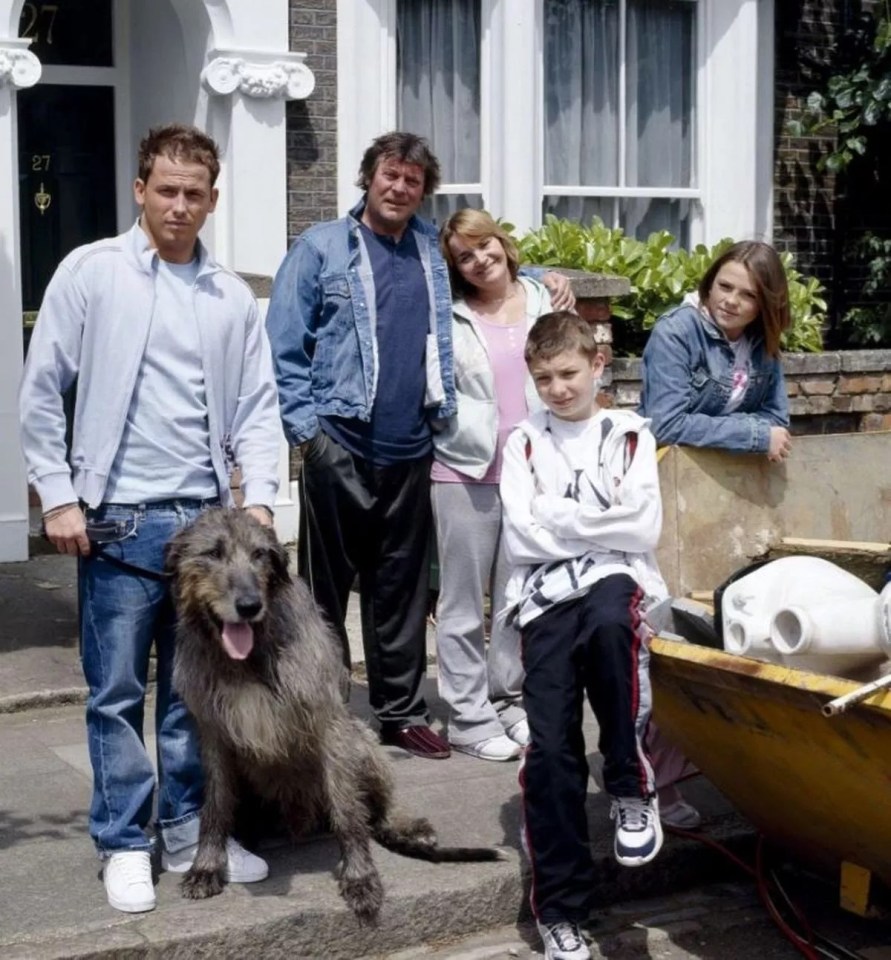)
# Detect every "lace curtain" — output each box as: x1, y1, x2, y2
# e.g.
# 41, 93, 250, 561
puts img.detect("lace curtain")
543, 0, 695, 243
395, 0, 695, 238
397, 0, 482, 223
